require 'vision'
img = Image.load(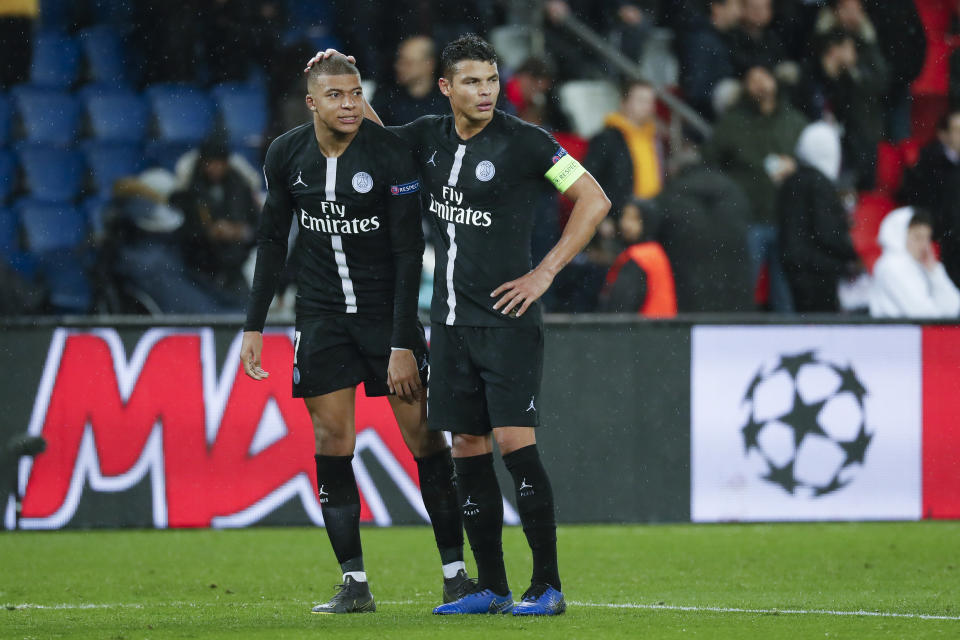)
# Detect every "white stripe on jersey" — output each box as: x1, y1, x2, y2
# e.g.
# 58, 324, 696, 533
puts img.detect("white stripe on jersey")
325, 157, 337, 200
448, 143, 466, 187
444, 144, 466, 325
332, 235, 357, 313
326, 157, 357, 313
445, 223, 457, 325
